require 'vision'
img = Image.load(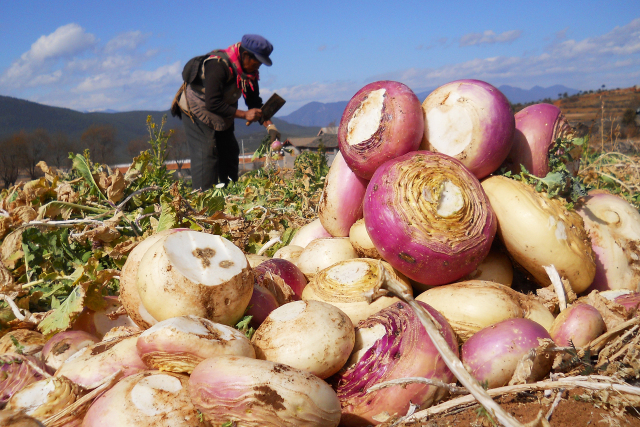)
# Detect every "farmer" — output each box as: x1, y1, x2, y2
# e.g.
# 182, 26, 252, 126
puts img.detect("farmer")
174, 34, 281, 190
